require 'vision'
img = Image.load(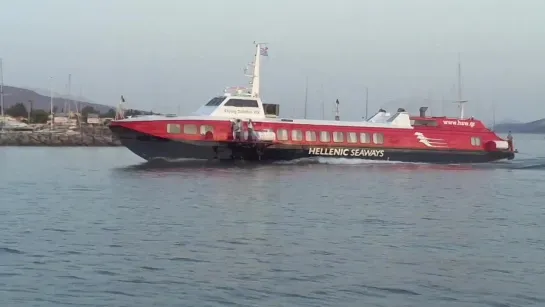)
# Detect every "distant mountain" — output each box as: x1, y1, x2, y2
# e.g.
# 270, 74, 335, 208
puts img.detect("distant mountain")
494, 118, 545, 133
25, 87, 94, 103
1, 85, 114, 114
